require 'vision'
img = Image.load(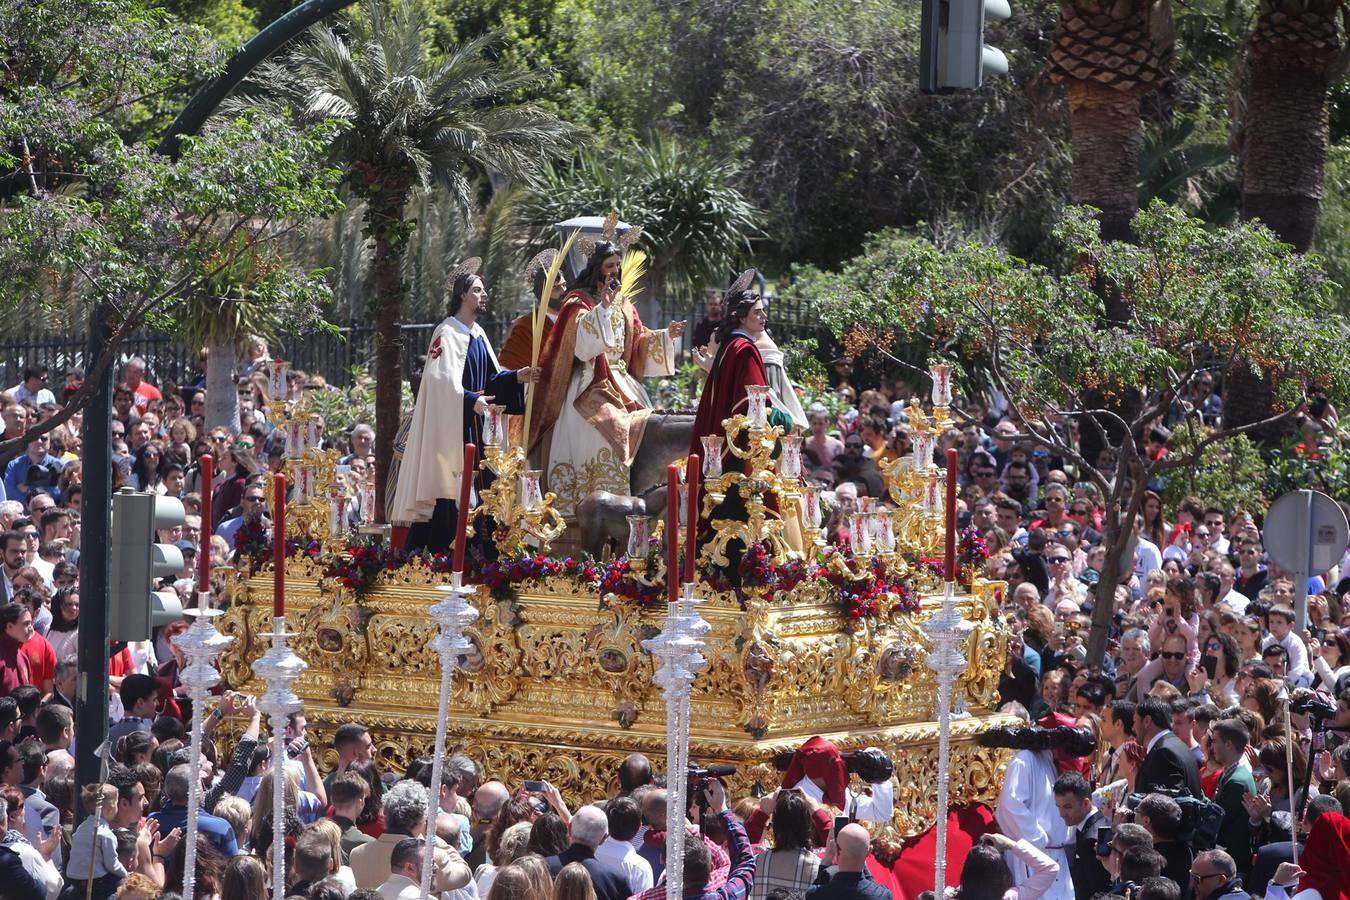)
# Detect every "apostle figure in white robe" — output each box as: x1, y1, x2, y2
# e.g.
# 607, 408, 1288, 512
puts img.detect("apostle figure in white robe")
392, 259, 539, 555
993, 713, 1092, 900
528, 240, 683, 519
